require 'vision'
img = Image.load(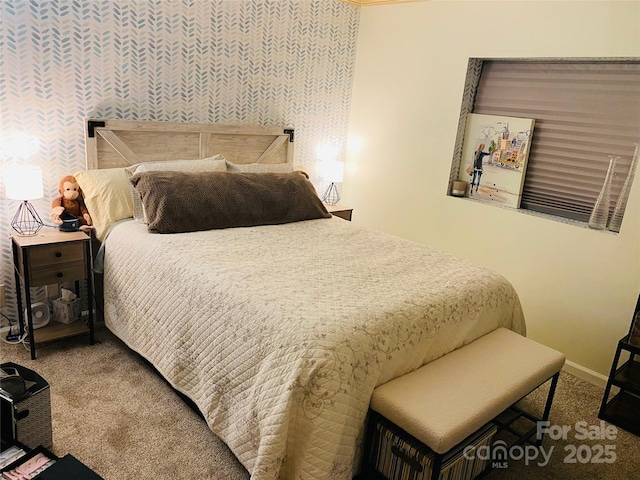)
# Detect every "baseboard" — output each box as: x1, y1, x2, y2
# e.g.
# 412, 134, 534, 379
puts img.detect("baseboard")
562, 360, 608, 388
